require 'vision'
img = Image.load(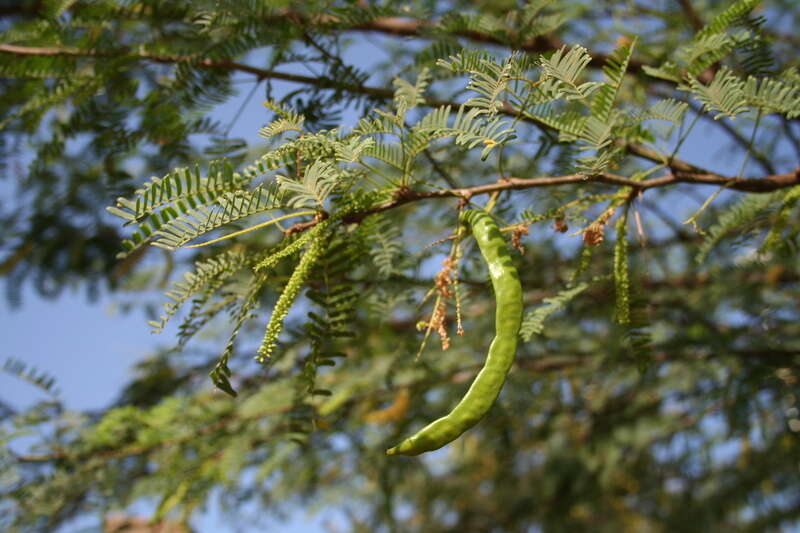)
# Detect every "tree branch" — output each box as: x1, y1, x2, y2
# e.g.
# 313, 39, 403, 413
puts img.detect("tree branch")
279, 12, 648, 75
674, 0, 704, 32
4, 43, 796, 220
0, 43, 399, 100
280, 167, 800, 234
0, 43, 725, 177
